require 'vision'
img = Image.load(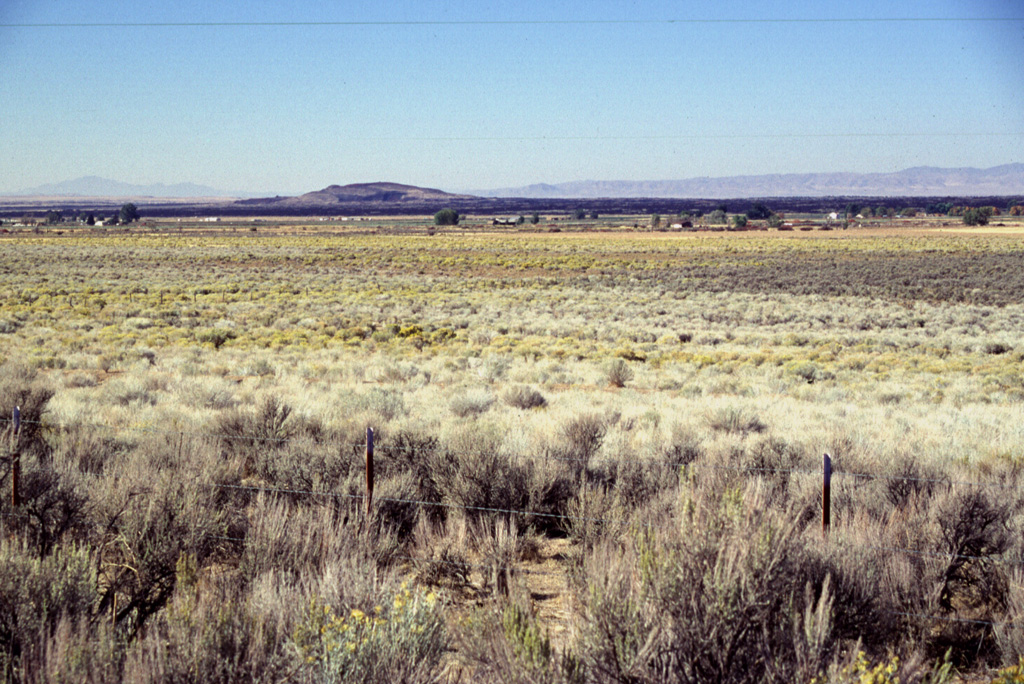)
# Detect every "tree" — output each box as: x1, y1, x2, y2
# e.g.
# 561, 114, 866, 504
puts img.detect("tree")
844, 202, 861, 218
86, 213, 95, 226
650, 214, 661, 229
732, 214, 748, 229
707, 209, 727, 225
767, 213, 784, 228
589, 210, 599, 219
44, 210, 63, 225
573, 208, 587, 220
963, 208, 988, 226
434, 208, 459, 226
746, 202, 771, 220
716, 203, 729, 213
530, 213, 540, 224
119, 203, 140, 224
